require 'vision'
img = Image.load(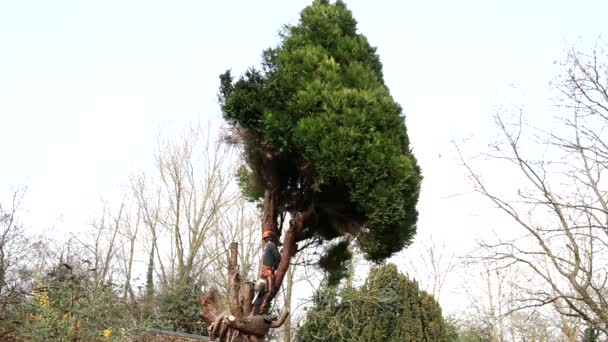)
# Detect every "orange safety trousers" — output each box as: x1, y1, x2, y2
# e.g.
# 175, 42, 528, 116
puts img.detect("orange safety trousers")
255, 266, 276, 315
